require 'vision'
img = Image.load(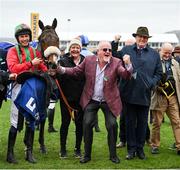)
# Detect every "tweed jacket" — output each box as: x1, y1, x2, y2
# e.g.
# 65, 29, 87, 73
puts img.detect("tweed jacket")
150, 59, 180, 110
63, 55, 132, 117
